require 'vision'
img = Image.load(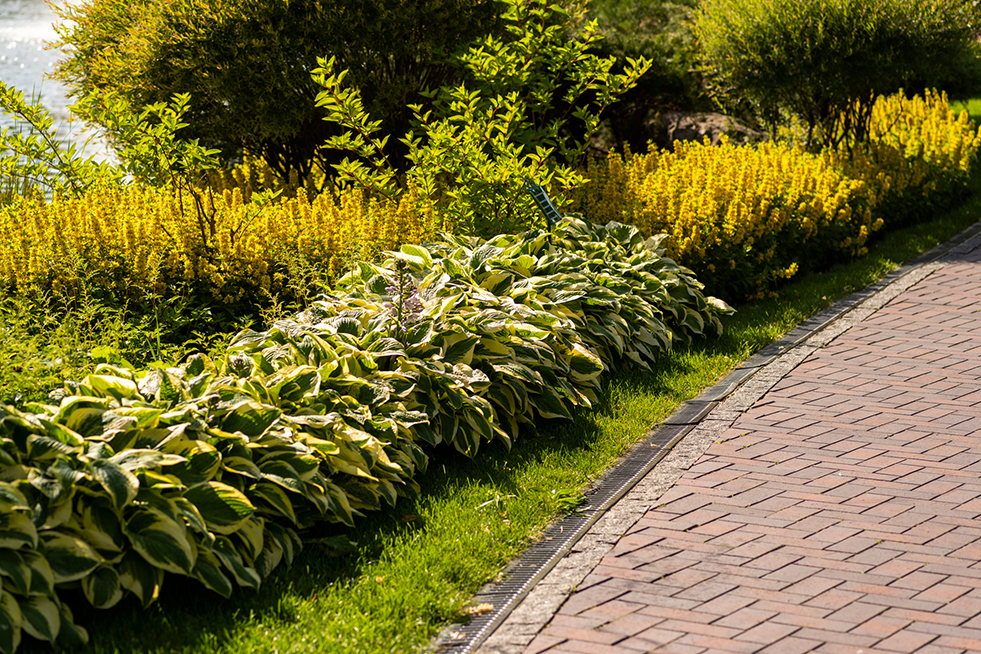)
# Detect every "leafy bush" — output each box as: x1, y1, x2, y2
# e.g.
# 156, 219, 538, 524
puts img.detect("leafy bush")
0, 218, 730, 653
573, 90, 981, 299
692, 0, 979, 150
586, 0, 708, 152
316, 0, 650, 236
53, 0, 502, 180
